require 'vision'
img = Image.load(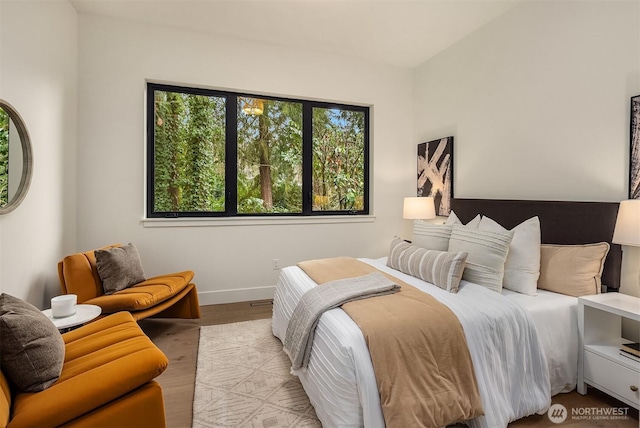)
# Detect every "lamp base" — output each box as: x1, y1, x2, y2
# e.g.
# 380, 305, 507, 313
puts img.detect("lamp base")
620, 245, 640, 342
